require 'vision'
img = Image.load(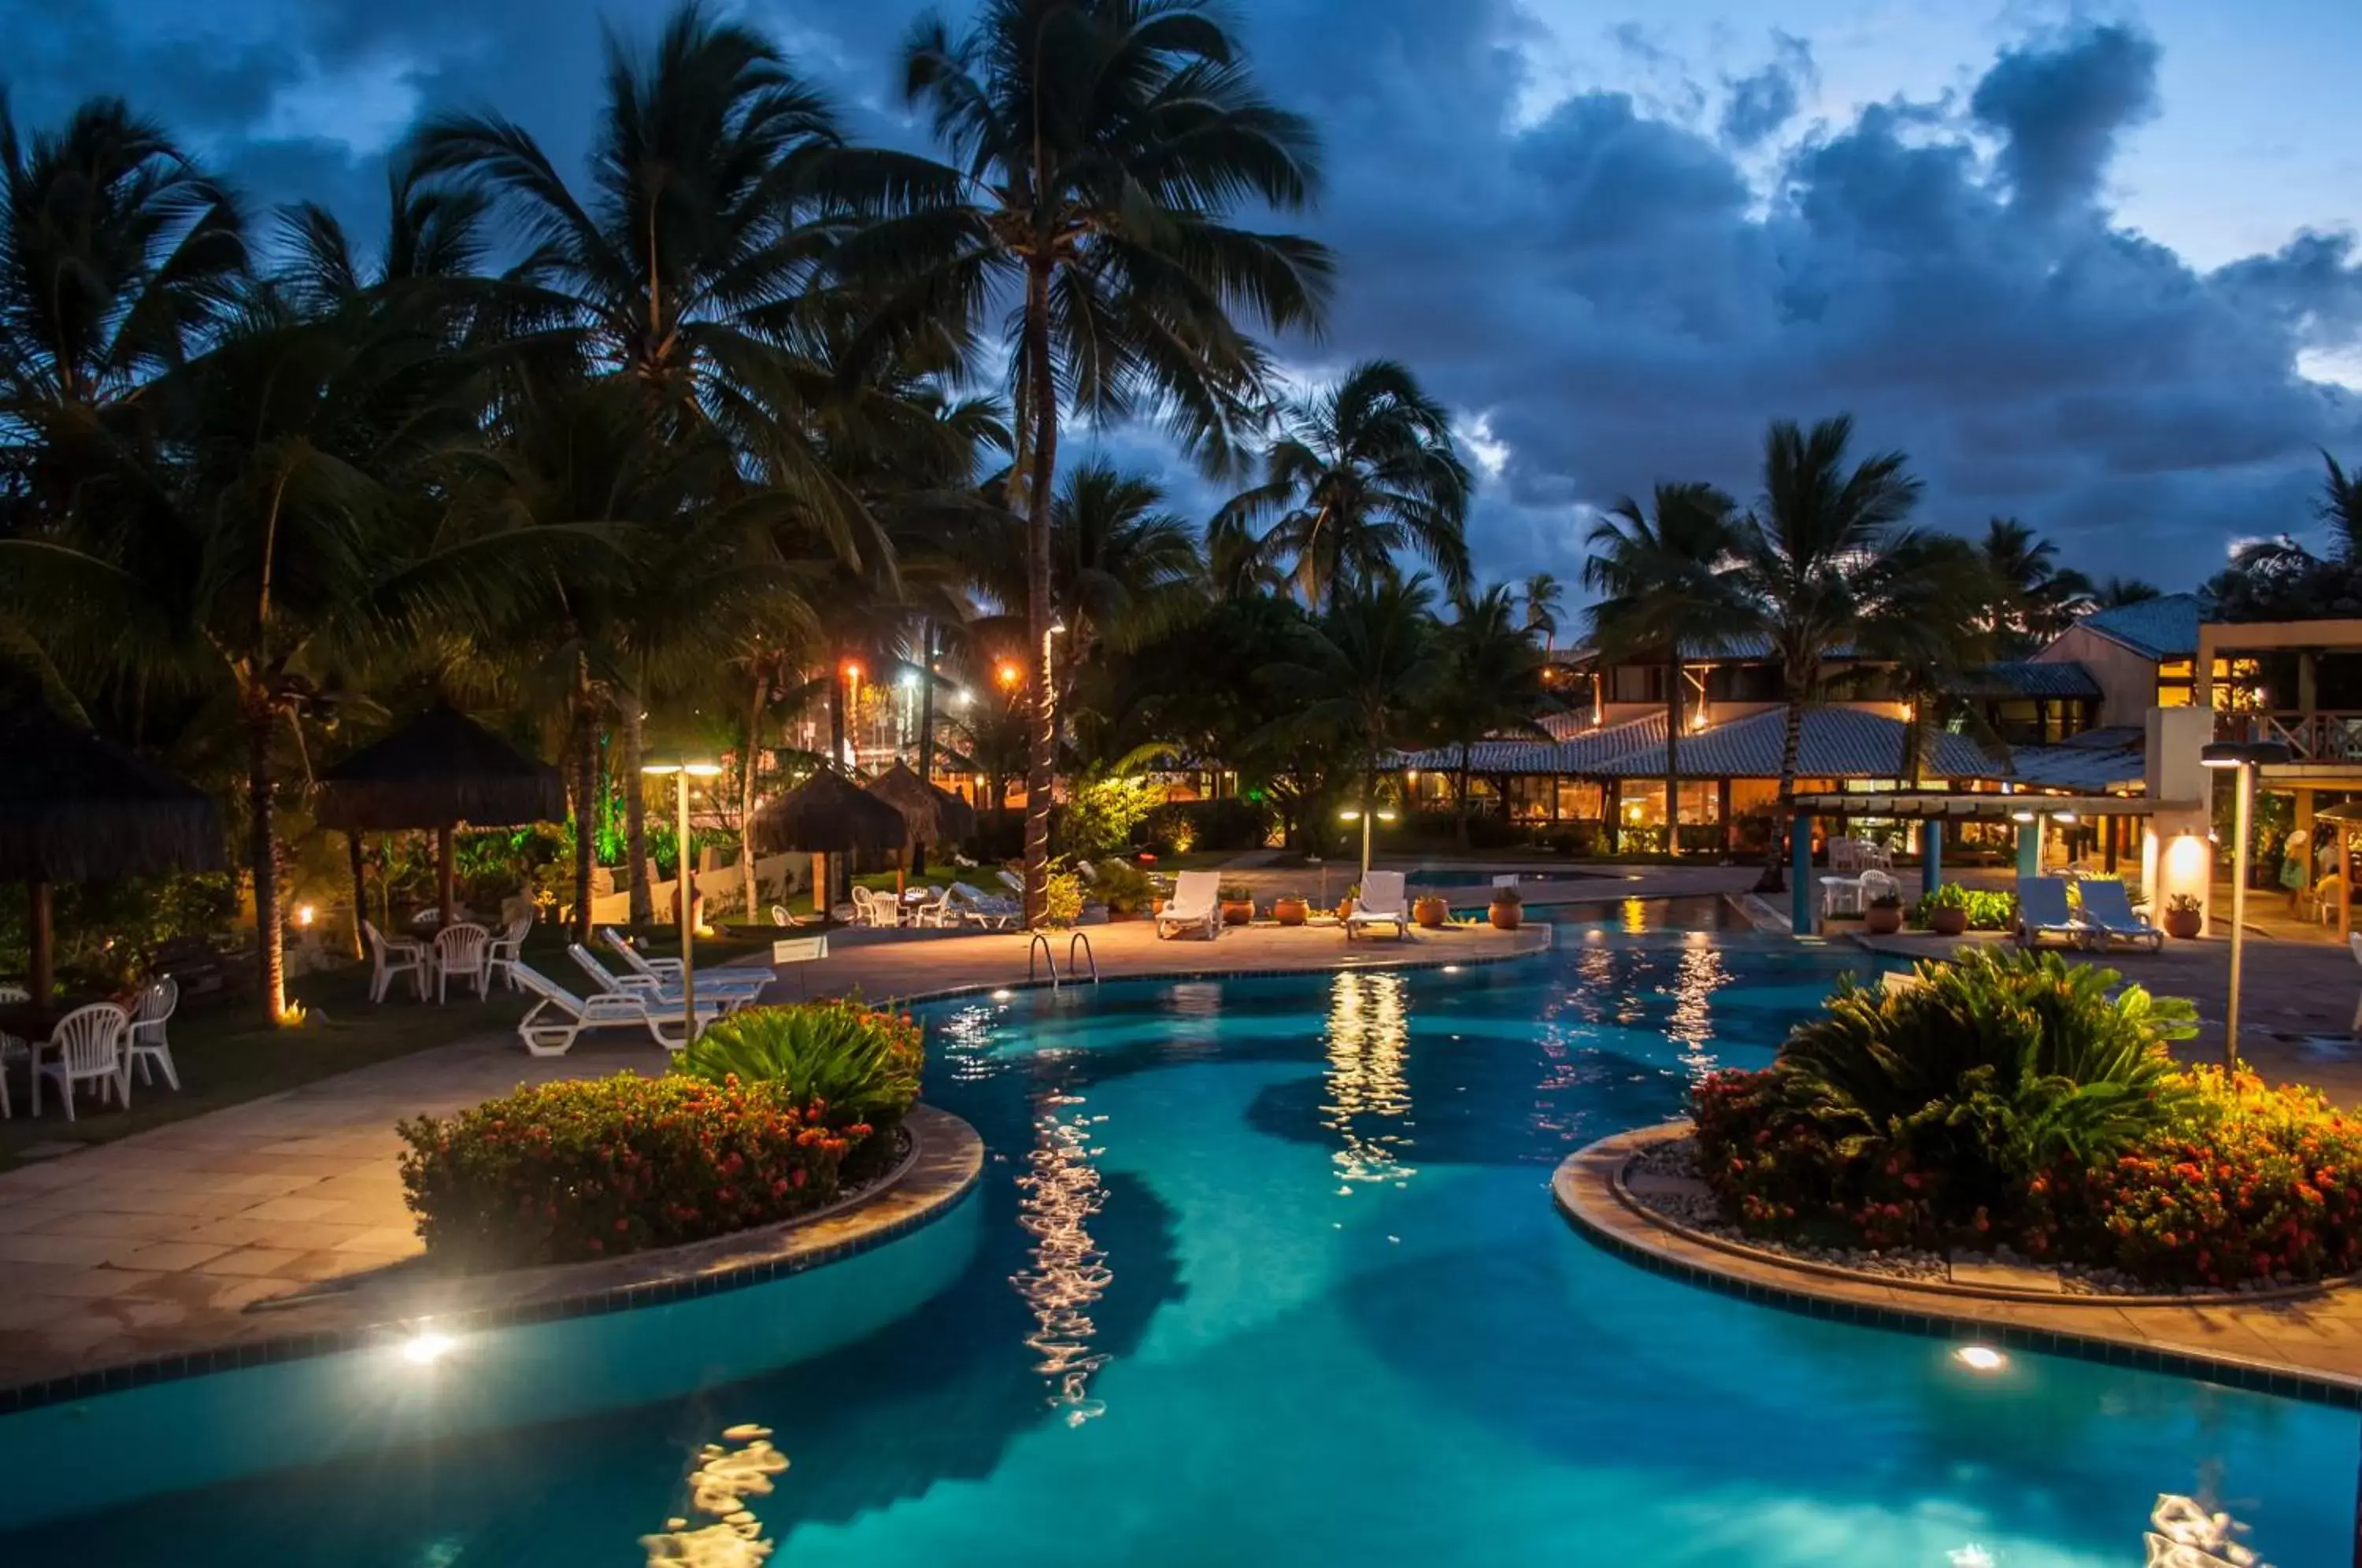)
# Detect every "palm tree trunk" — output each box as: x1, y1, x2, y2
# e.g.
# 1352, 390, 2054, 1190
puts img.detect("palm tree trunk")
1665, 653, 1683, 860
346, 830, 367, 961
622, 701, 652, 925
1456, 742, 1473, 849
1020, 258, 1060, 929
570, 677, 598, 944
245, 701, 286, 1021
914, 618, 936, 877
829, 665, 847, 770
741, 677, 765, 920
1757, 689, 1807, 893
